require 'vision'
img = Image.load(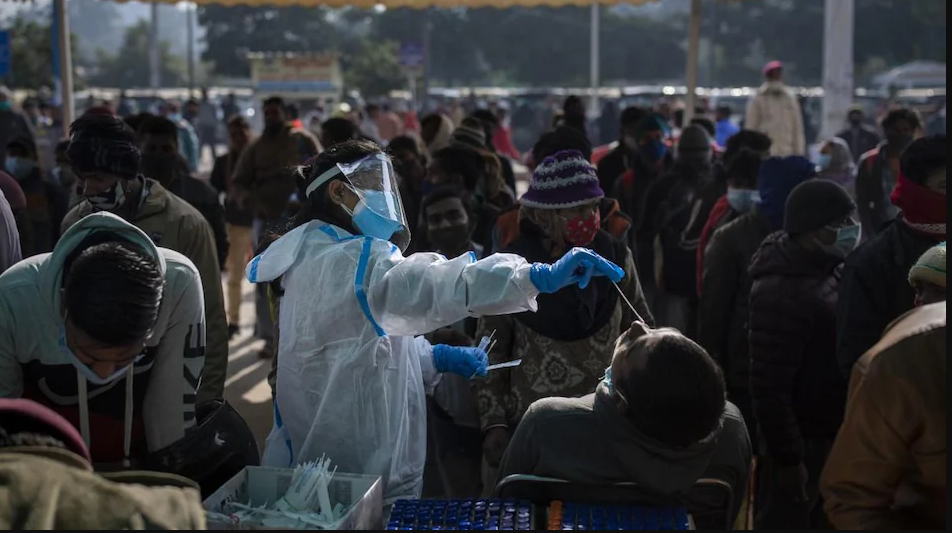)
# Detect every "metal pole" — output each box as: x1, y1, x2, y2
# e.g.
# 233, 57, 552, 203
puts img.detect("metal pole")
53, 0, 74, 128
149, 2, 161, 90
820, 0, 855, 141
684, 0, 702, 124
186, 2, 195, 95
421, 9, 433, 115
589, 2, 600, 115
